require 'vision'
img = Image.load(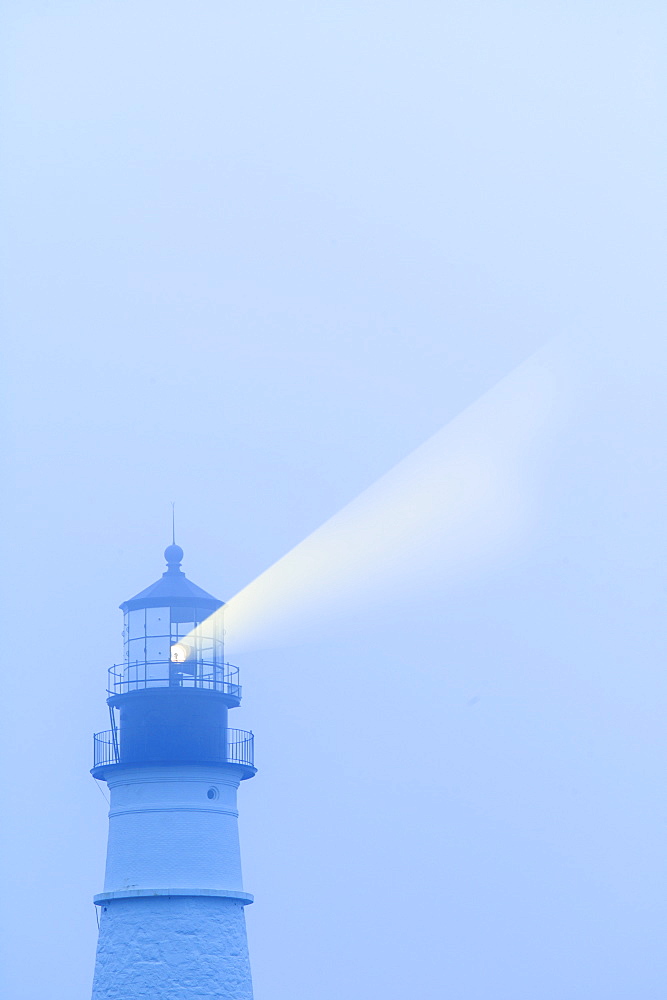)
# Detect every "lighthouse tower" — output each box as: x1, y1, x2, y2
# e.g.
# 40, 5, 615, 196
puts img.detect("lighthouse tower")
90, 544, 255, 1000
